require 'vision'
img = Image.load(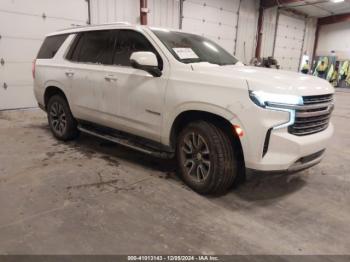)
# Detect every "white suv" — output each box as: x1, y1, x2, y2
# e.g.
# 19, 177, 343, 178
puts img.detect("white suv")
33, 23, 334, 195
